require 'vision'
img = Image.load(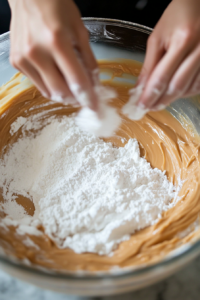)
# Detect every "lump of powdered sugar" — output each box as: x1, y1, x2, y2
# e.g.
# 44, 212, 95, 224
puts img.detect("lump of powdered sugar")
0, 113, 179, 255
53, 84, 121, 137
76, 103, 121, 138
10, 116, 27, 135
76, 85, 121, 137
122, 85, 149, 120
